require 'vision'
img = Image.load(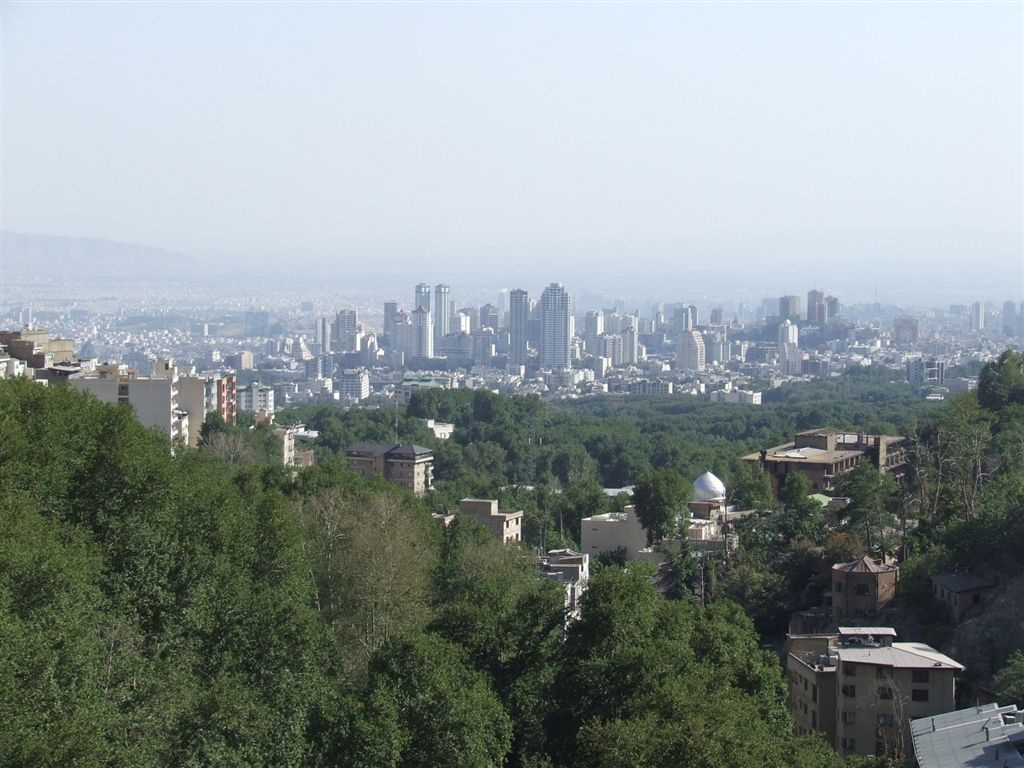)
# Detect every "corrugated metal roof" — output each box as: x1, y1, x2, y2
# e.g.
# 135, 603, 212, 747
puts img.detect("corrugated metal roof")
911, 703, 1024, 768
837, 642, 964, 670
